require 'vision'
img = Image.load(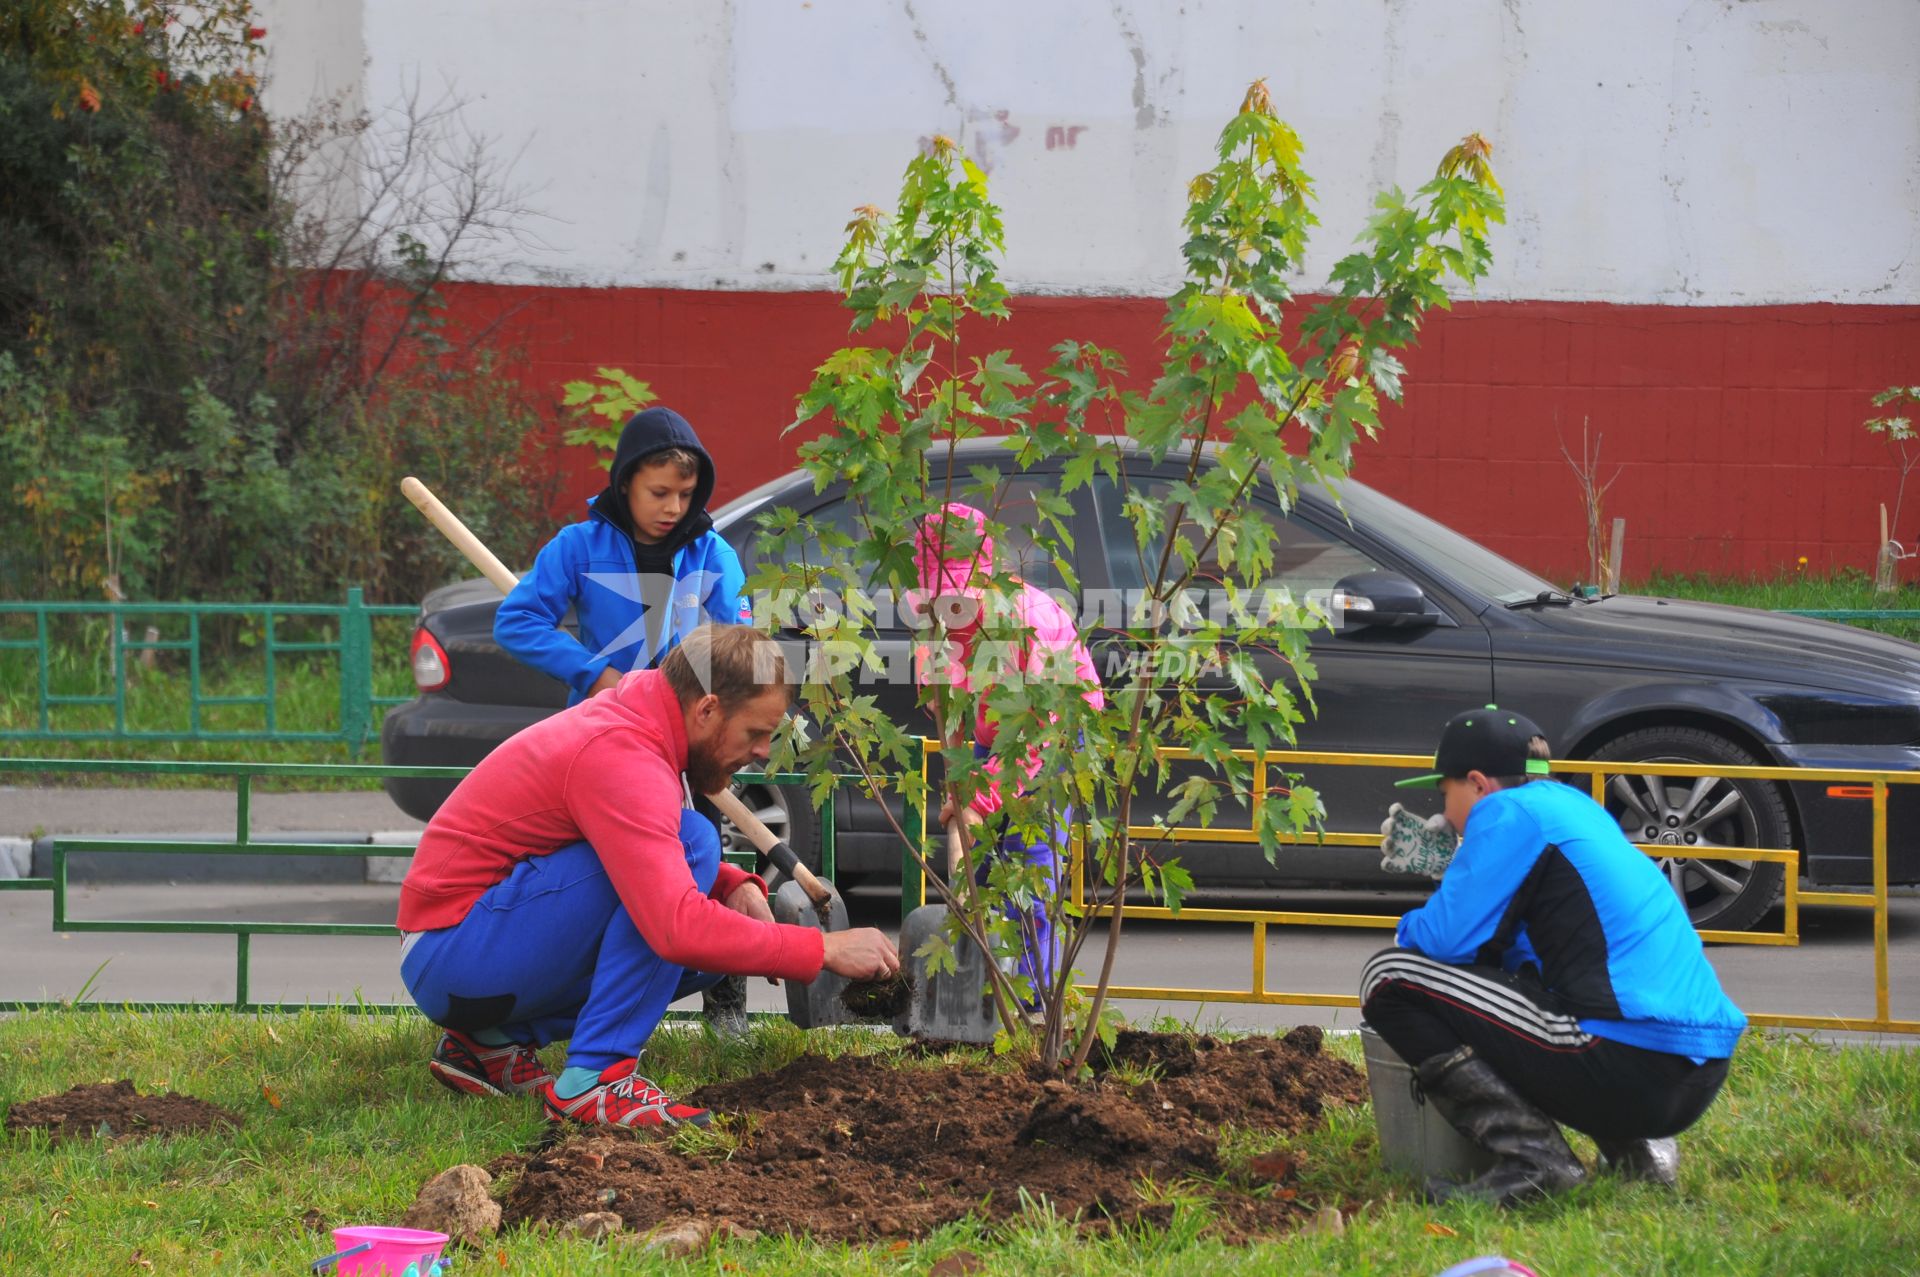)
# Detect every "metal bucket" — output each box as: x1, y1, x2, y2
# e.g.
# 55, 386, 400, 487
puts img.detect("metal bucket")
1359, 1024, 1497, 1182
